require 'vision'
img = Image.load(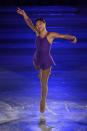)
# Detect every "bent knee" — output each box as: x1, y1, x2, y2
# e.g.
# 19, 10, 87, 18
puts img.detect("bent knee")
42, 68, 51, 78
33, 64, 40, 70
